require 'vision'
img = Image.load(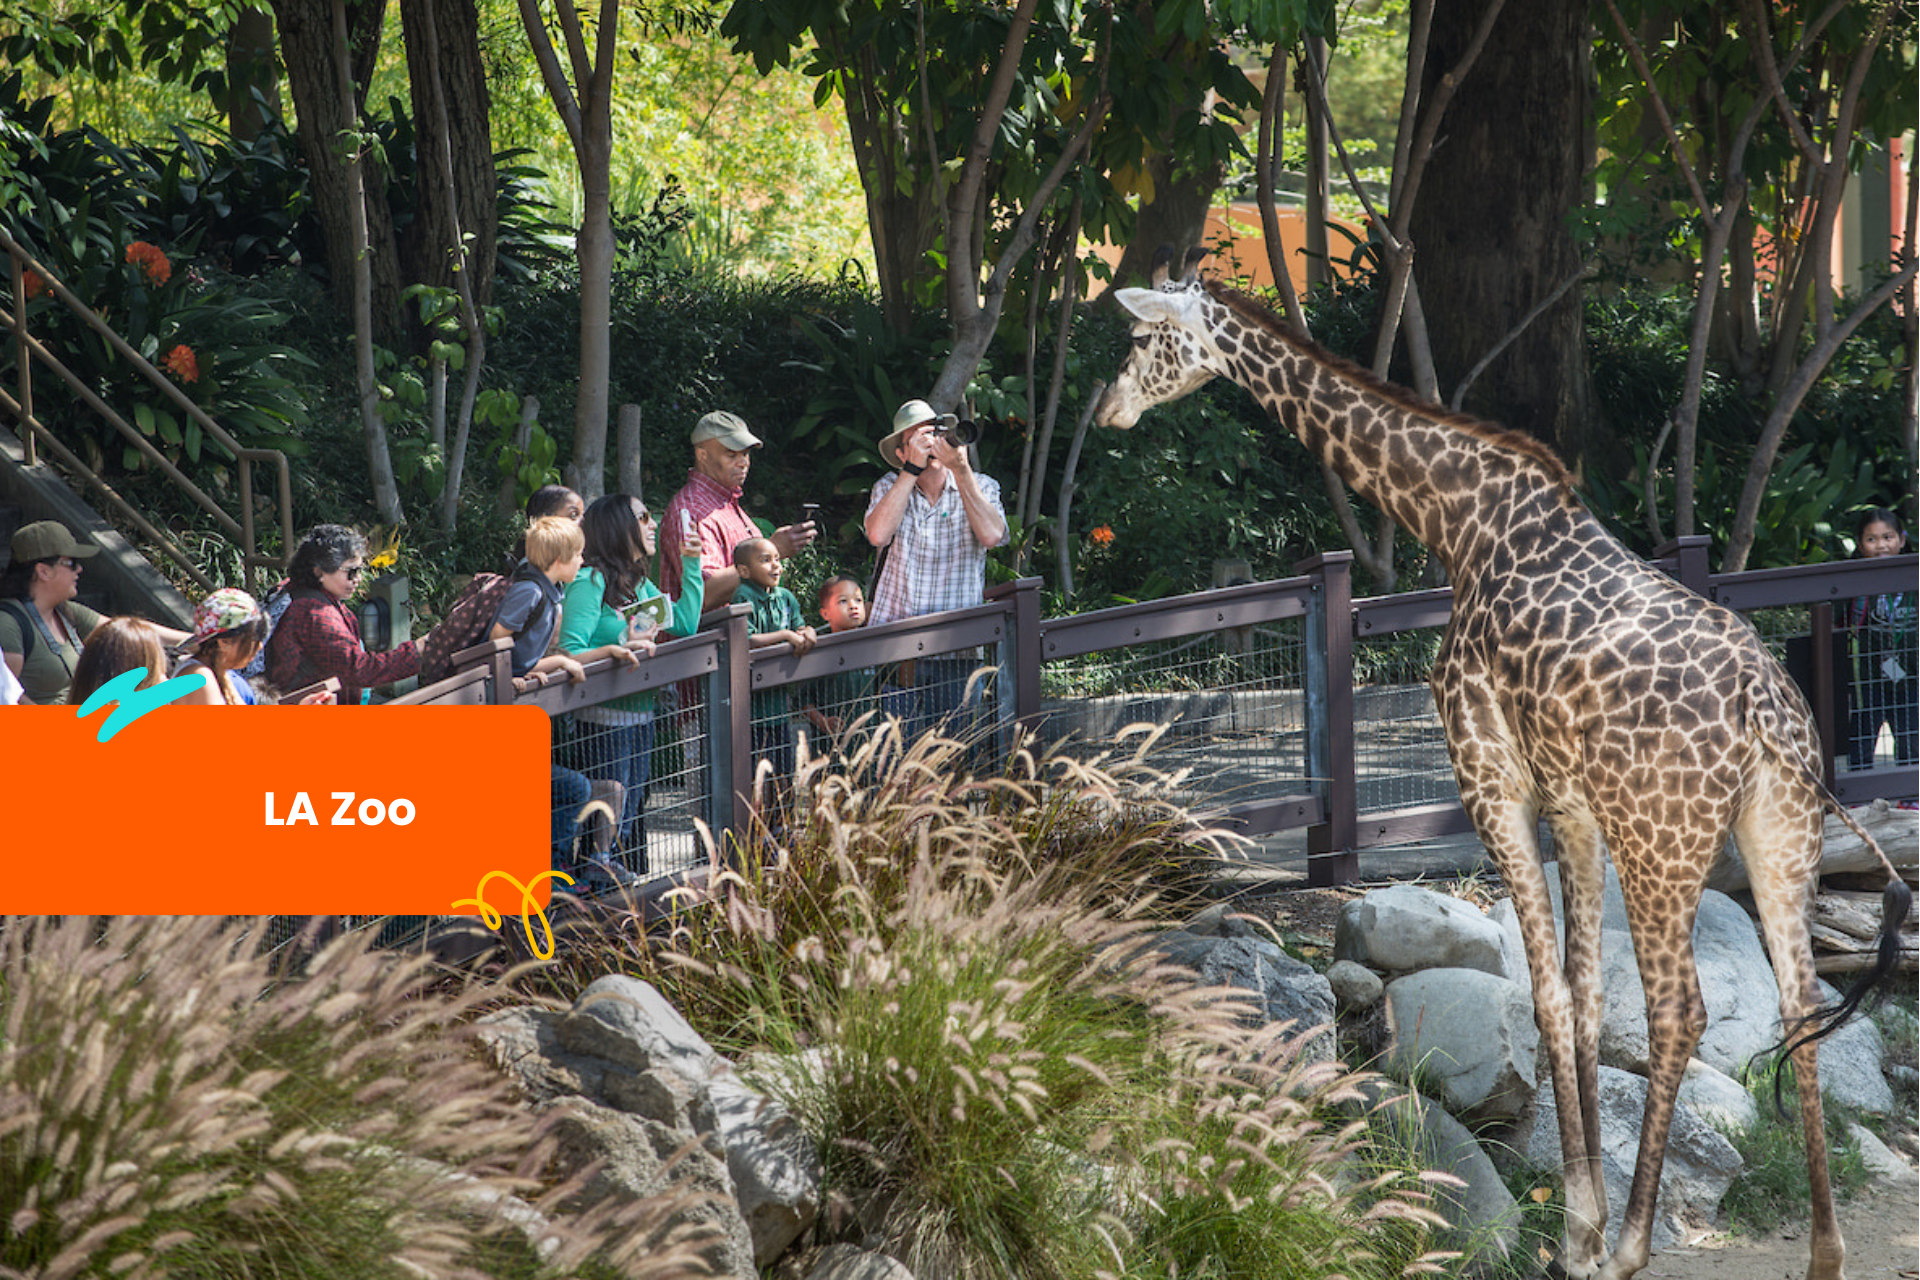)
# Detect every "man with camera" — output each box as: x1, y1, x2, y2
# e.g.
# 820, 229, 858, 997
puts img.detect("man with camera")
864, 398, 1009, 741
